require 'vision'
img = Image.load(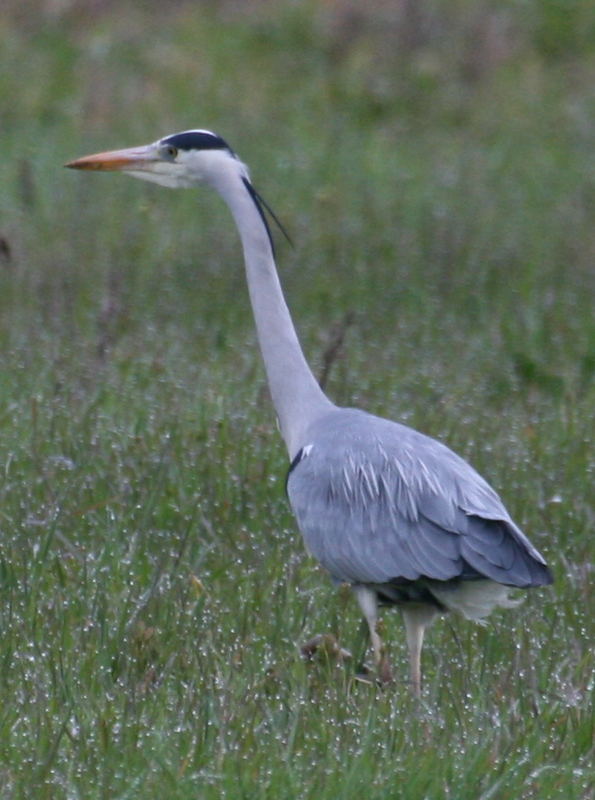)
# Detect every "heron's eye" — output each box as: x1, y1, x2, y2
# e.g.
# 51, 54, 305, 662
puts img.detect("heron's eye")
161, 144, 178, 160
